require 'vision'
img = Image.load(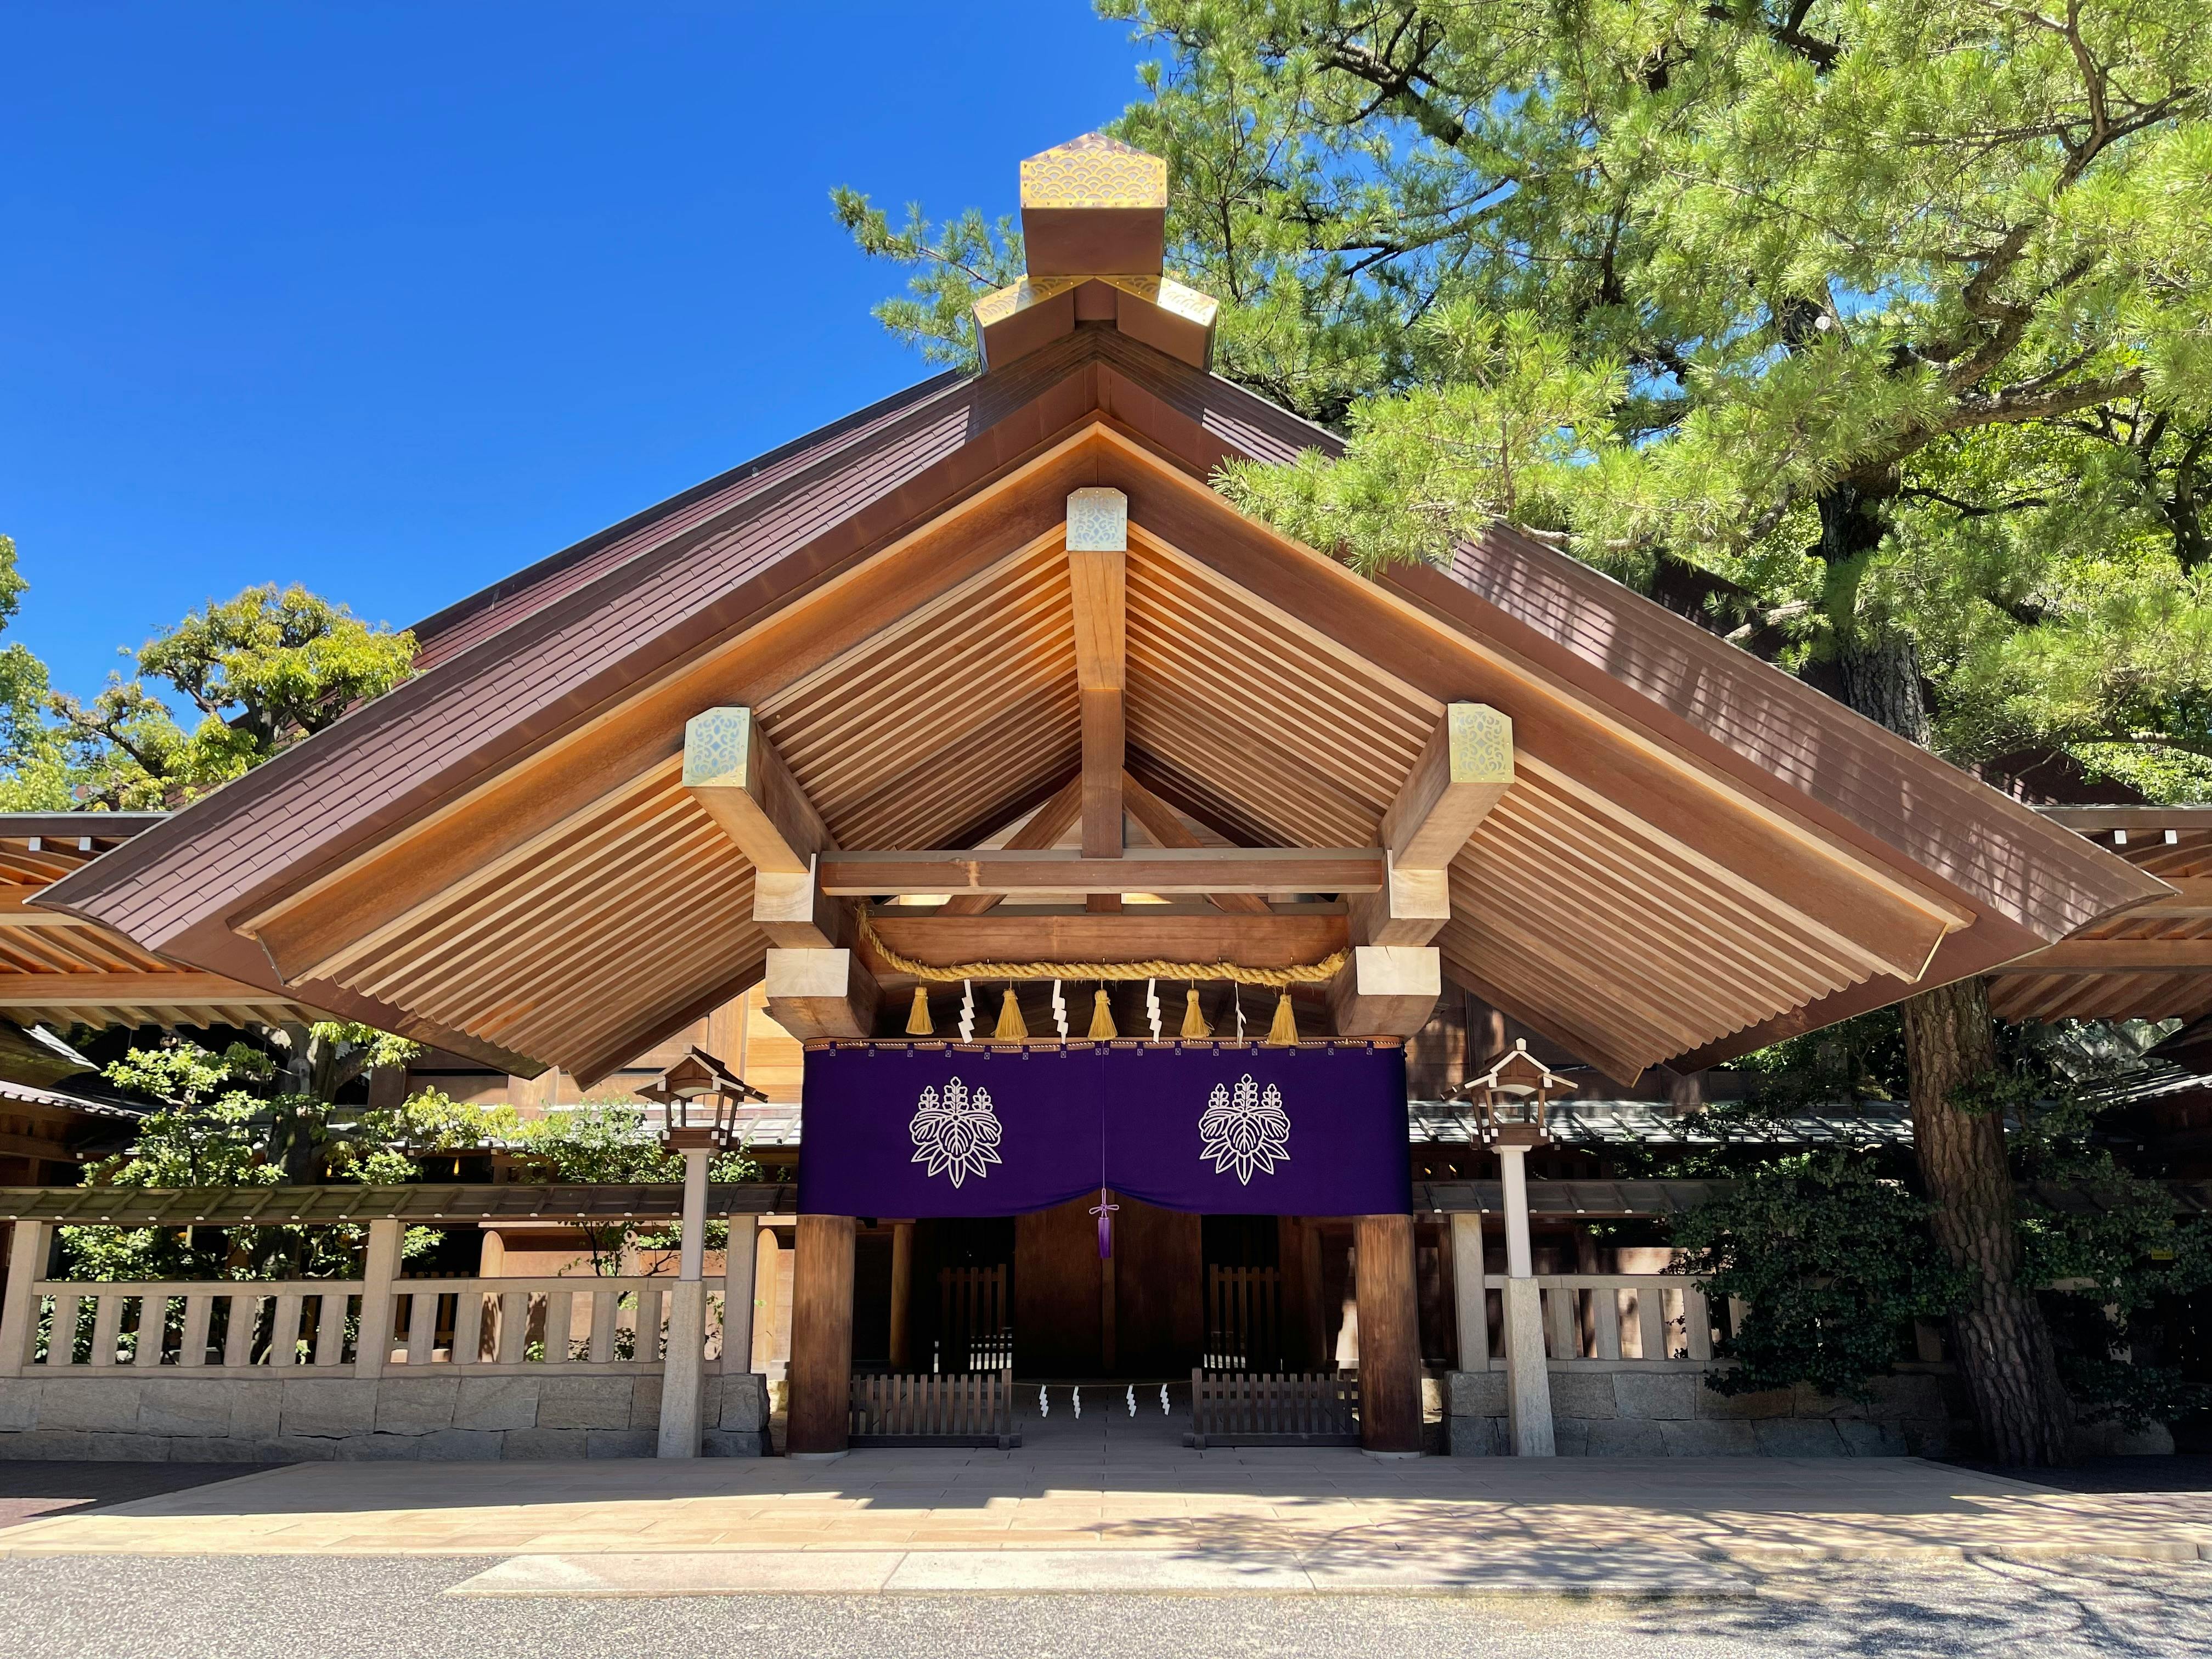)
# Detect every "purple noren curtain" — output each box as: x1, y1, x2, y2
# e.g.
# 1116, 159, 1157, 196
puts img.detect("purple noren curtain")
797, 1042, 1409, 1217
